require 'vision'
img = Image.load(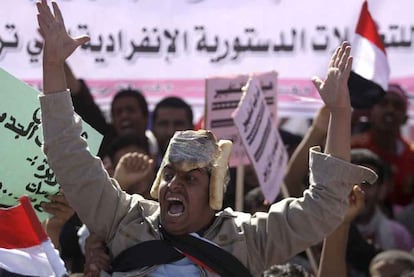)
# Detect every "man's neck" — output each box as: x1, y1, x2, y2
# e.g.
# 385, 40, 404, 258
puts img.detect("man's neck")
196, 216, 217, 237
371, 128, 400, 153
